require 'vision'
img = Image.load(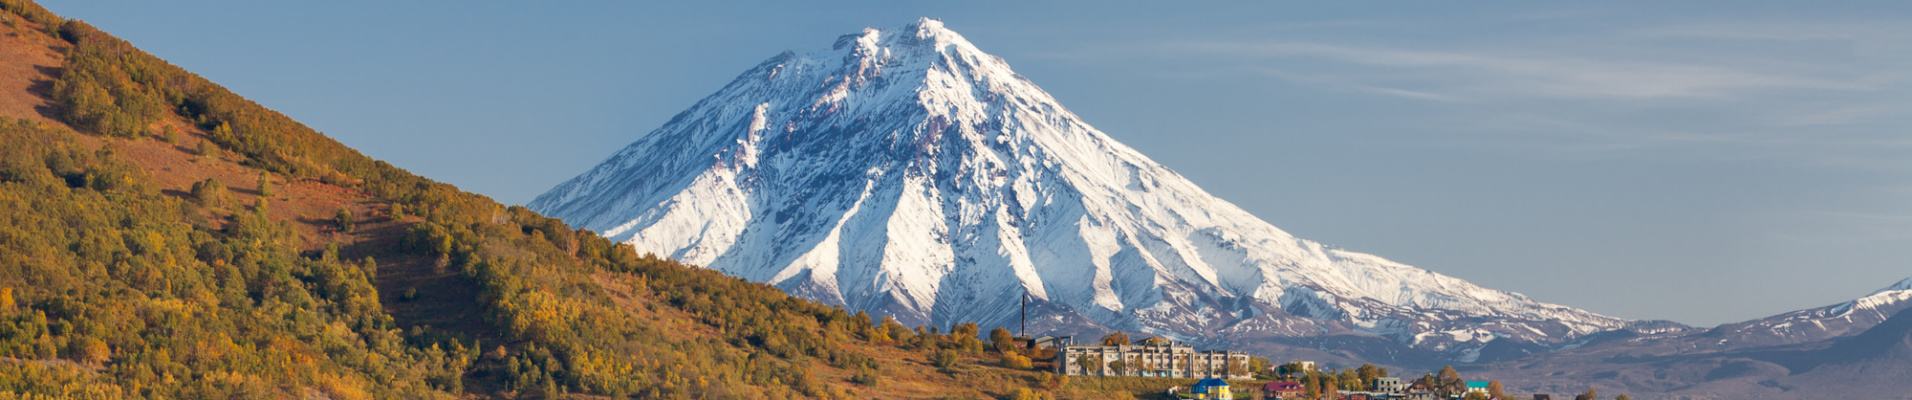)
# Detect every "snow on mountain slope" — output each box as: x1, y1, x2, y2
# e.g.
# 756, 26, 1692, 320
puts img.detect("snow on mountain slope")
530, 19, 1638, 357
1702, 276, 1912, 349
